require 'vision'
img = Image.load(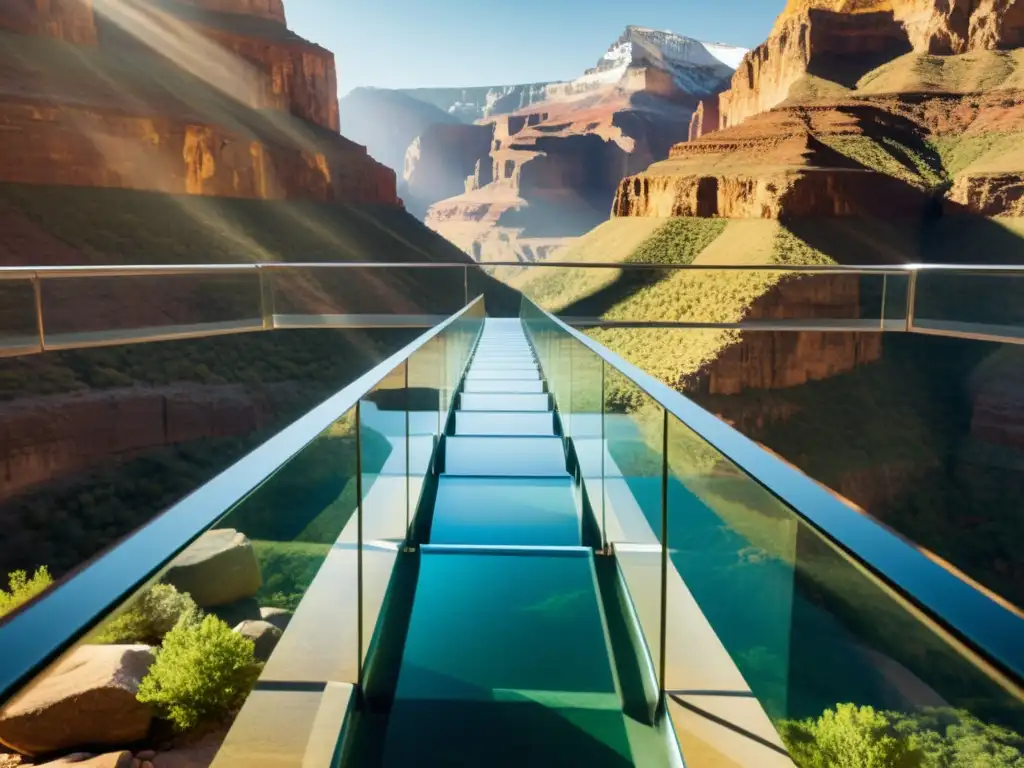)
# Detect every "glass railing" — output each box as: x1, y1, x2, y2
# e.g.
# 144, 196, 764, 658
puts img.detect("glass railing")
0, 297, 483, 766
522, 296, 1024, 768
2, 263, 1023, 358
